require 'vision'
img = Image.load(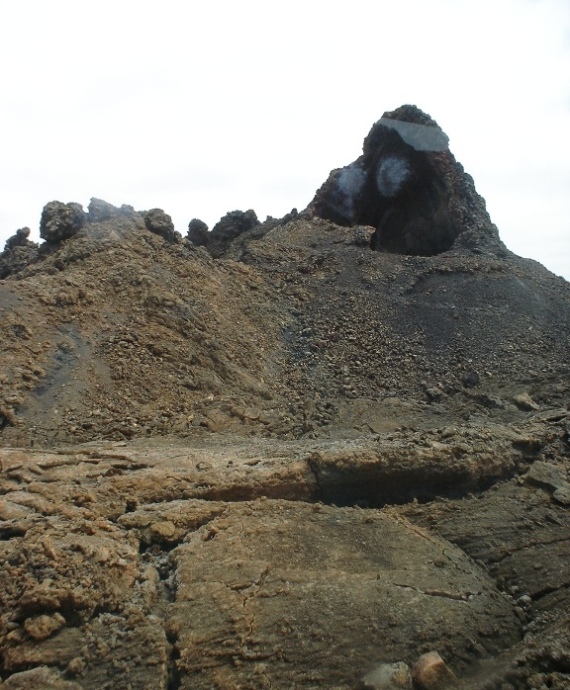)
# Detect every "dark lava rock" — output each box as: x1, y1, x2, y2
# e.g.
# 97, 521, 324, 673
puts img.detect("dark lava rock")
309, 104, 506, 257
0, 228, 40, 279
87, 198, 136, 223
207, 209, 260, 258
187, 218, 209, 247
463, 371, 480, 388
144, 208, 177, 242
4, 227, 34, 251
40, 201, 86, 245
